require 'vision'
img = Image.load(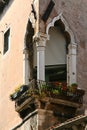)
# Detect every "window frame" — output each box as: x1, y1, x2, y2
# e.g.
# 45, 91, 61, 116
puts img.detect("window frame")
3, 28, 10, 55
